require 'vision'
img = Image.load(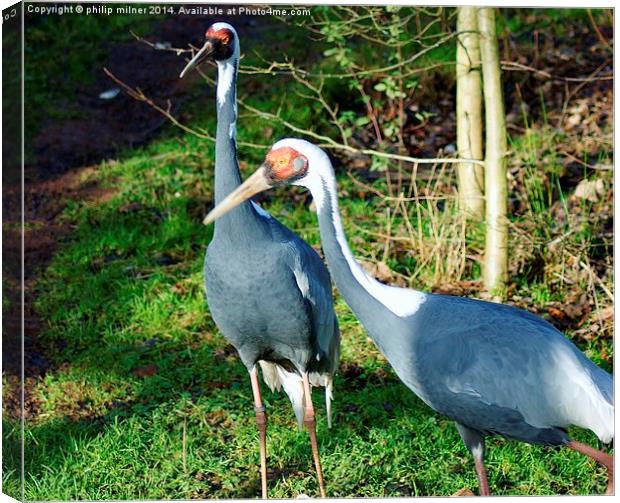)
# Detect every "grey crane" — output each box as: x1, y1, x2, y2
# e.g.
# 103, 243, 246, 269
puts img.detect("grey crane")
204, 138, 614, 496
180, 29, 339, 498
